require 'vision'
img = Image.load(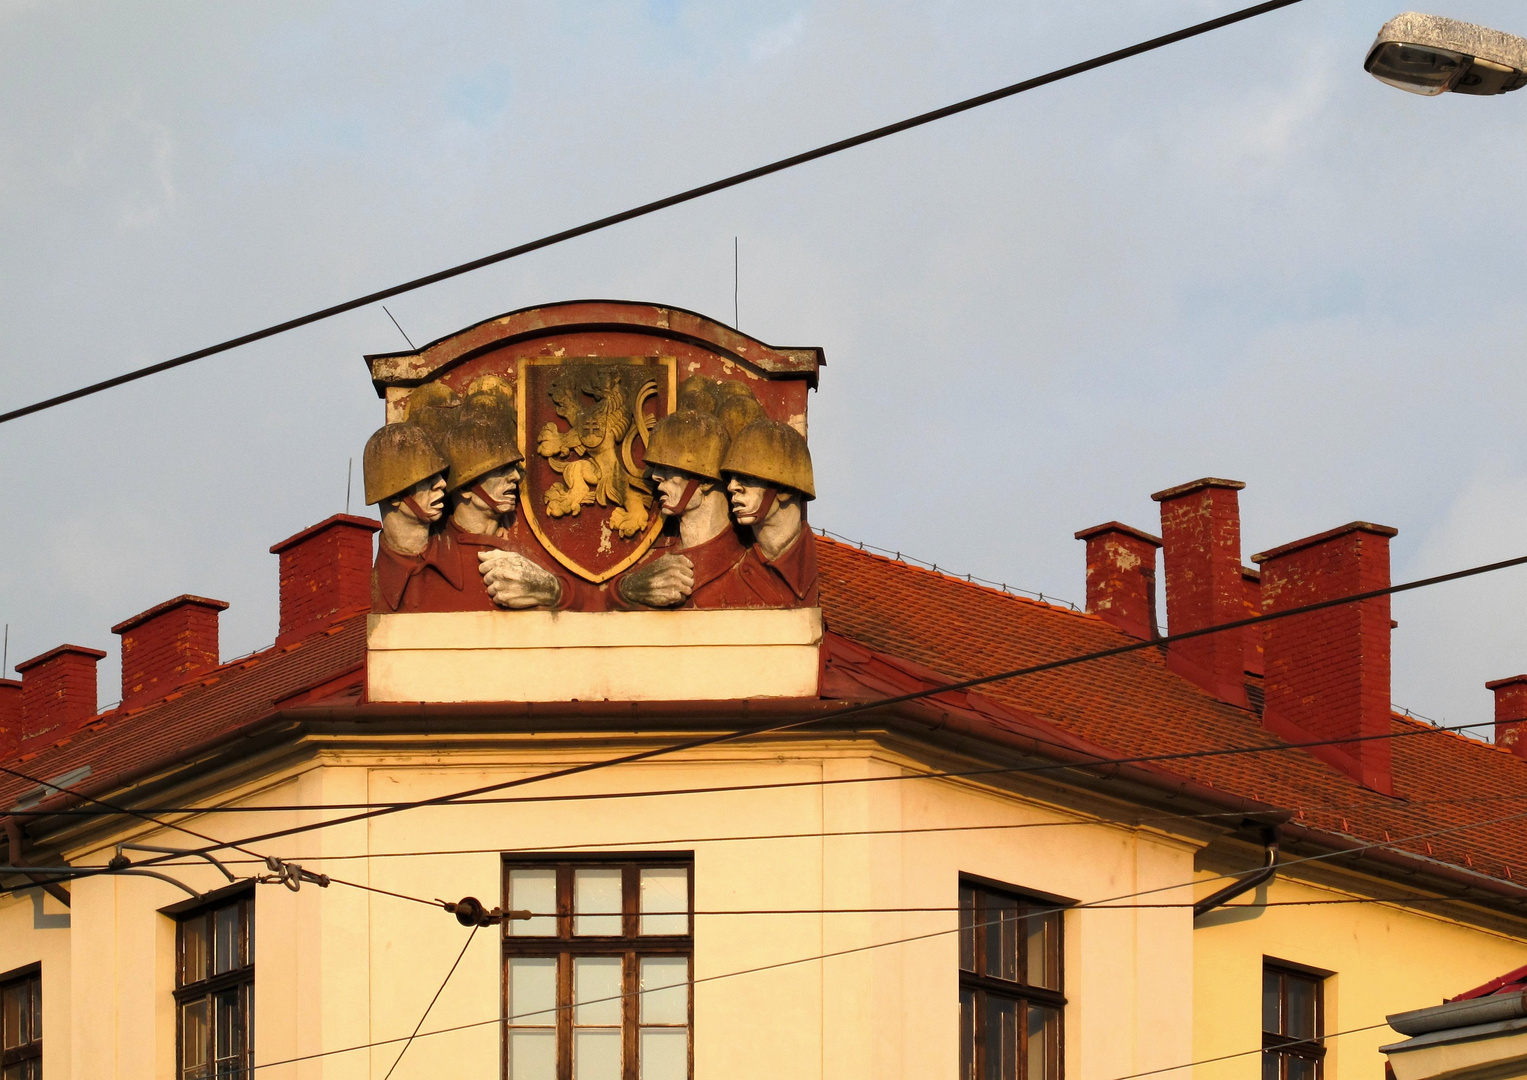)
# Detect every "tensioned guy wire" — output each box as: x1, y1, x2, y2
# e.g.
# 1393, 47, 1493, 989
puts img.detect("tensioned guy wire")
0, 0, 1308, 427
